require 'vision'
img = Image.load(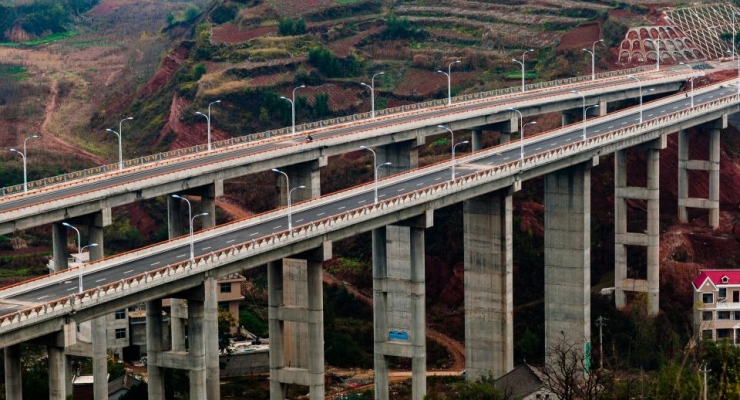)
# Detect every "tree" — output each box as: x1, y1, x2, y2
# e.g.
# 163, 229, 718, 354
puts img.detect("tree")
218, 309, 238, 352
539, 333, 612, 400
